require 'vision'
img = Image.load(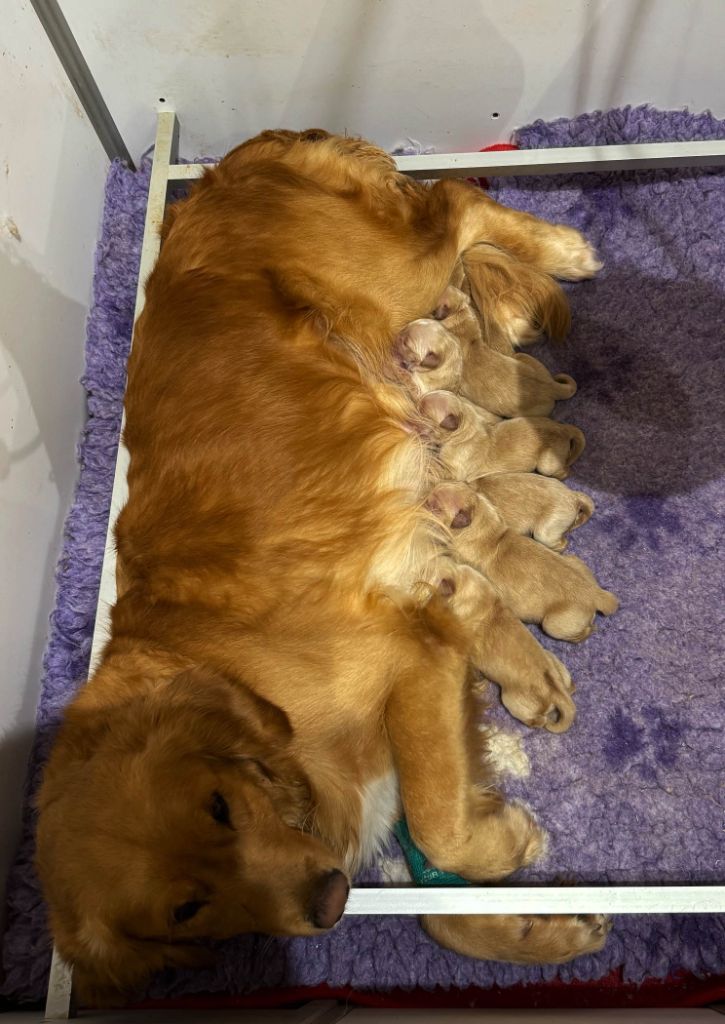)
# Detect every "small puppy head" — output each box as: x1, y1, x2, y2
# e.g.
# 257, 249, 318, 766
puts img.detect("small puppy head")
426, 481, 477, 531
394, 319, 463, 395
419, 390, 464, 433
431, 285, 469, 321
36, 666, 348, 1005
